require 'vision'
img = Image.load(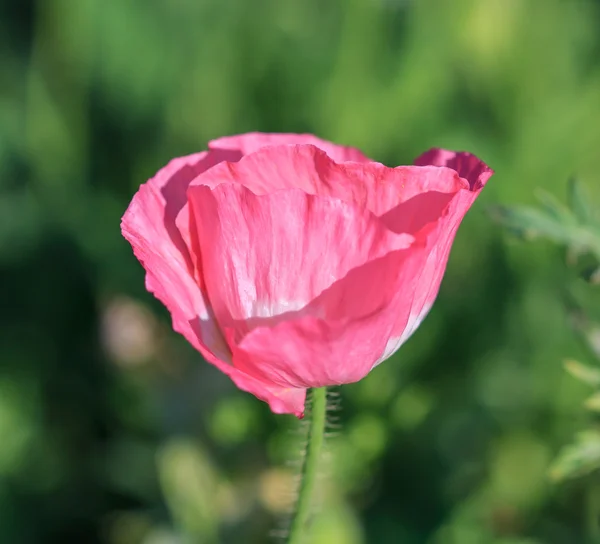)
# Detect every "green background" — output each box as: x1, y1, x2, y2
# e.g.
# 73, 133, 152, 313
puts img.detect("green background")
2, 0, 600, 542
